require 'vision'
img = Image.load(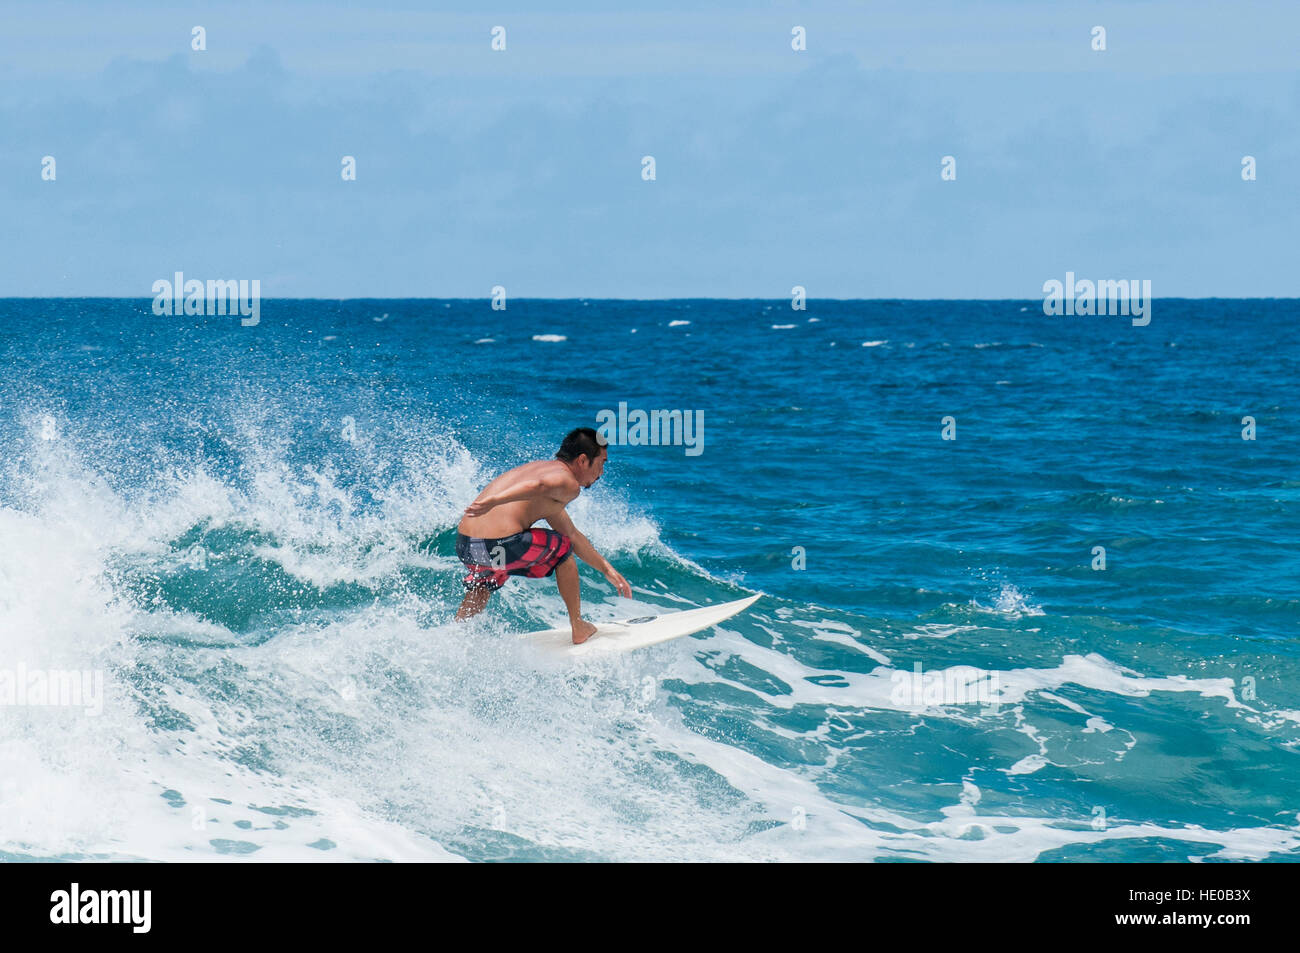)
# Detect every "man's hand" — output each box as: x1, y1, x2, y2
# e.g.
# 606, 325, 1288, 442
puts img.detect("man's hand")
604, 566, 632, 598
463, 497, 496, 518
